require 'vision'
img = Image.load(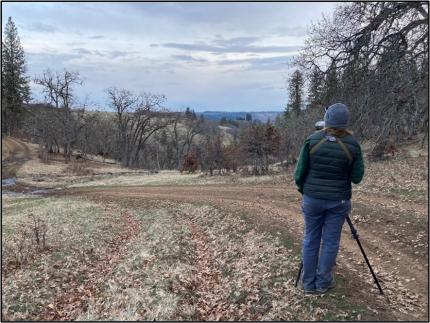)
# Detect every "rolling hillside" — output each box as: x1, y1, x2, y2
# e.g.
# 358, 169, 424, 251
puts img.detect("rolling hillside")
200, 111, 283, 123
